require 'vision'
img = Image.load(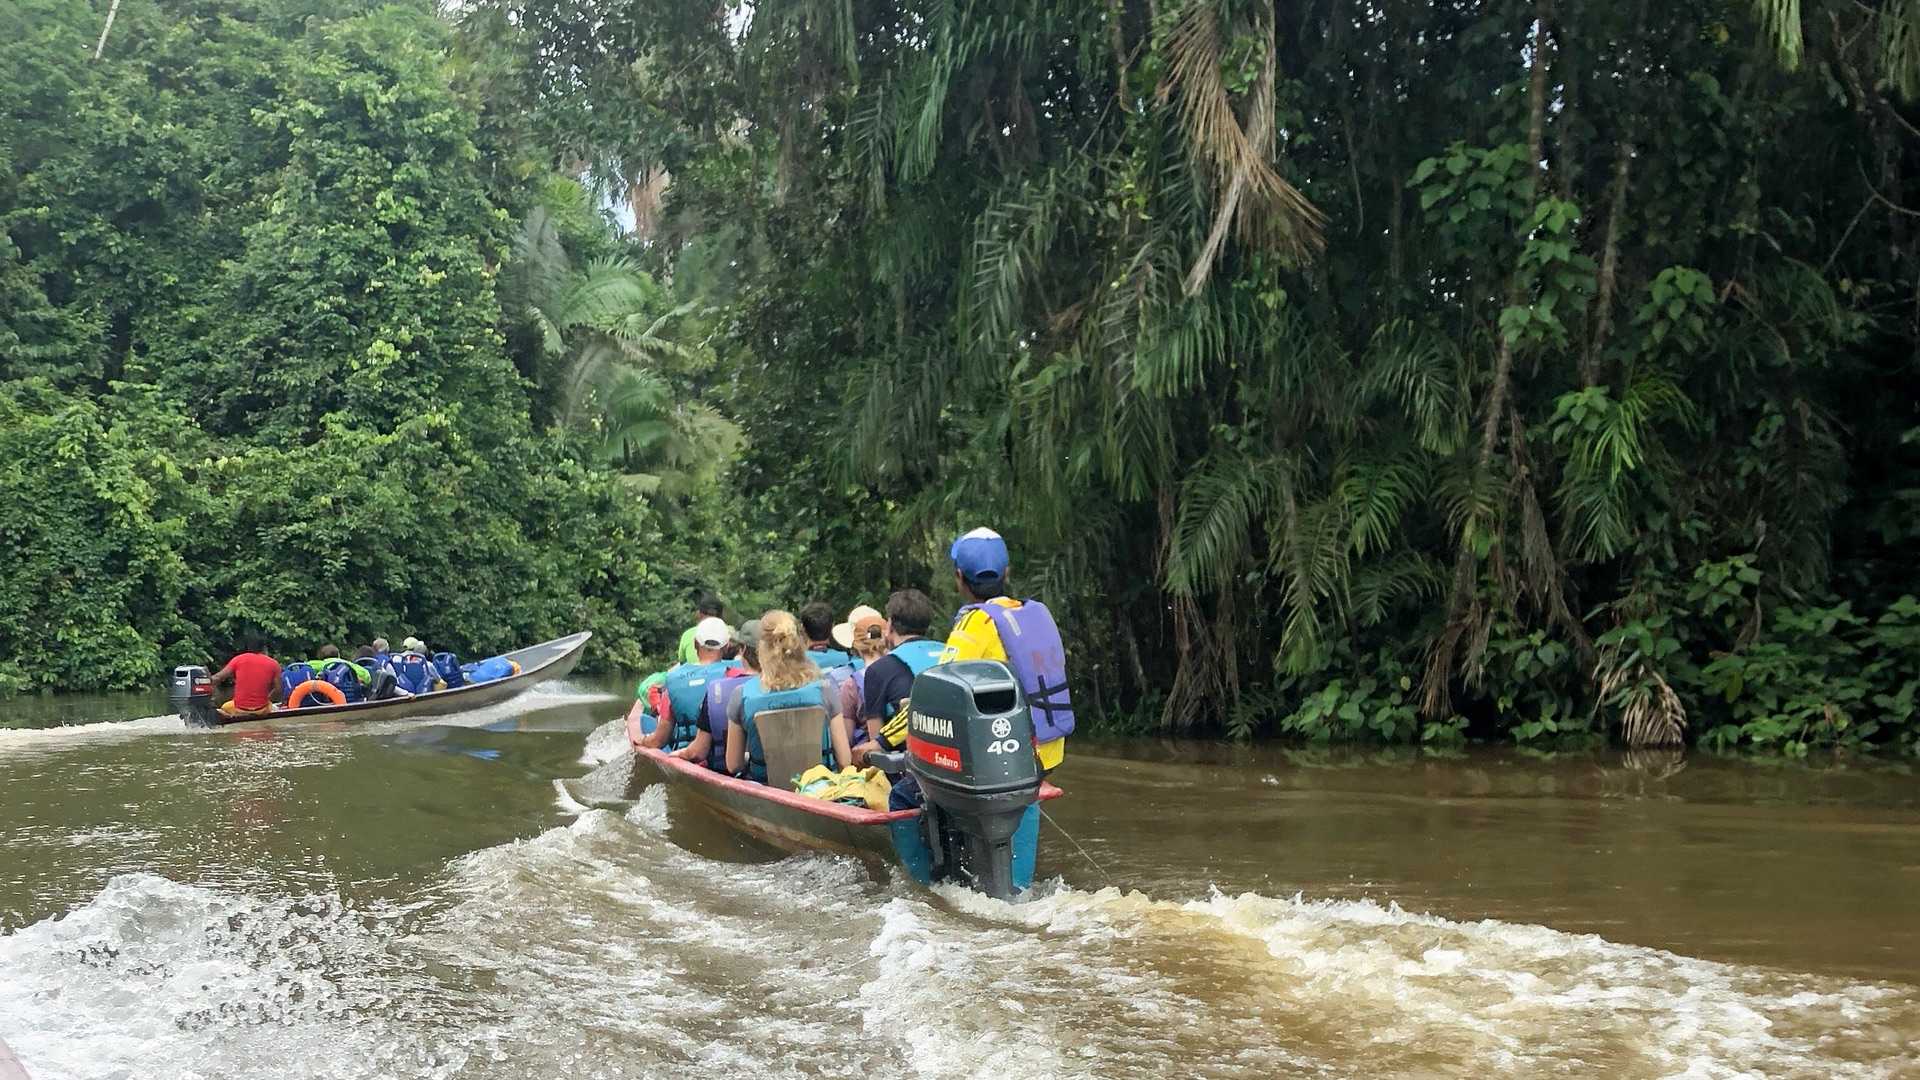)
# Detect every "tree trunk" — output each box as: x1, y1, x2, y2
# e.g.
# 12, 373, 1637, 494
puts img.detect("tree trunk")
1475, 0, 1553, 467
1583, 131, 1634, 386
